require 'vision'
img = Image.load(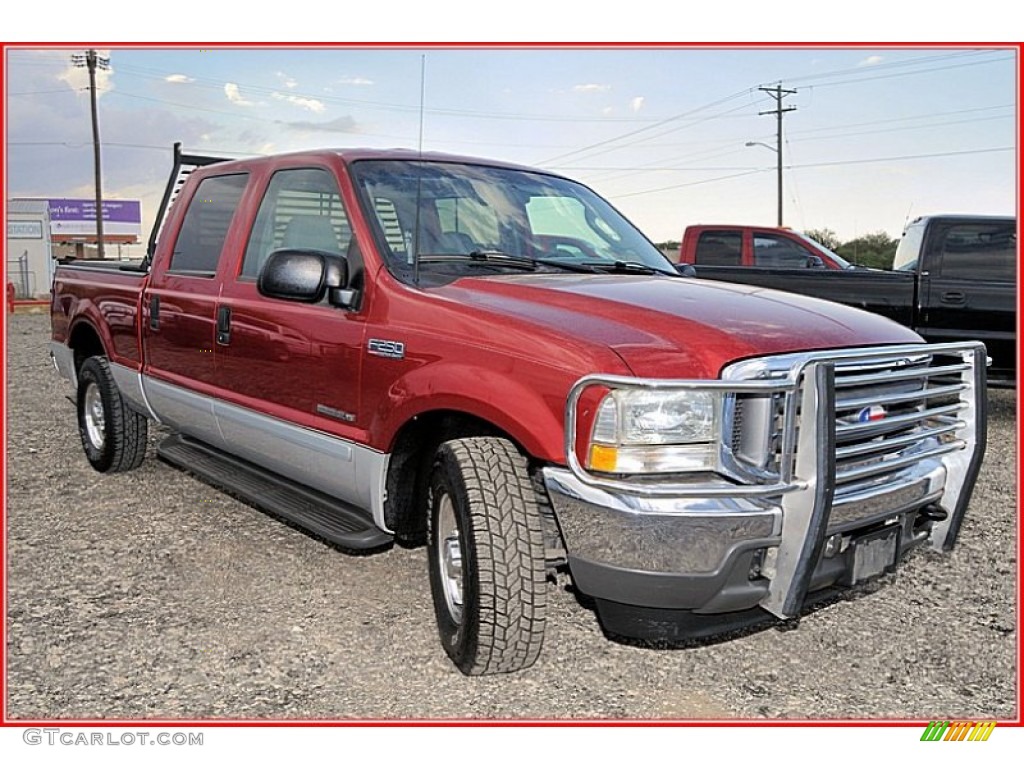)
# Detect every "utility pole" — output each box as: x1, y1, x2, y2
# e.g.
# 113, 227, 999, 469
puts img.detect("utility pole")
71, 49, 110, 259
758, 84, 796, 227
